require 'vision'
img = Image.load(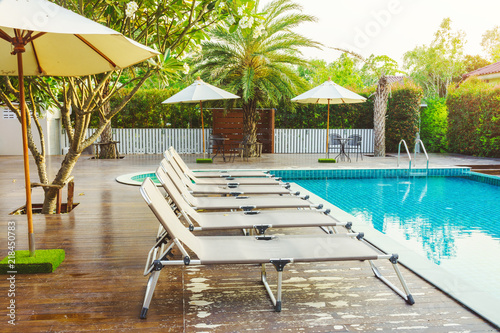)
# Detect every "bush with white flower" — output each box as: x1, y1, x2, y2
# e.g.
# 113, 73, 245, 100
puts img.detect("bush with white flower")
125, 1, 139, 19
183, 63, 190, 74
238, 16, 254, 29
253, 24, 266, 38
